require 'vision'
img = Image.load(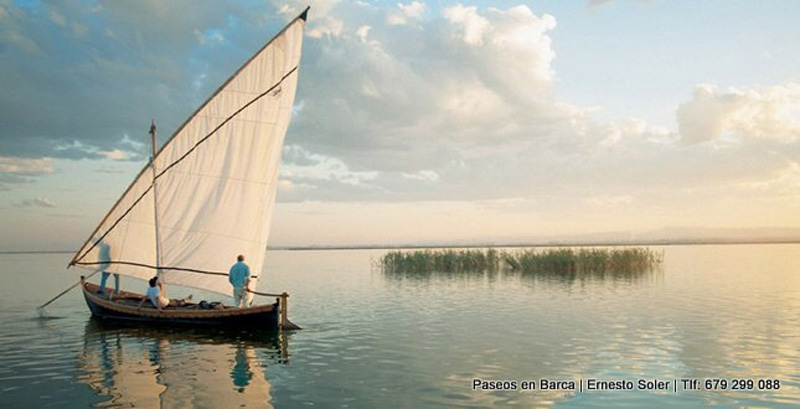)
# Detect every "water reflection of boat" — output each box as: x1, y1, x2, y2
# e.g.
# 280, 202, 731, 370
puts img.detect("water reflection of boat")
79, 317, 288, 408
